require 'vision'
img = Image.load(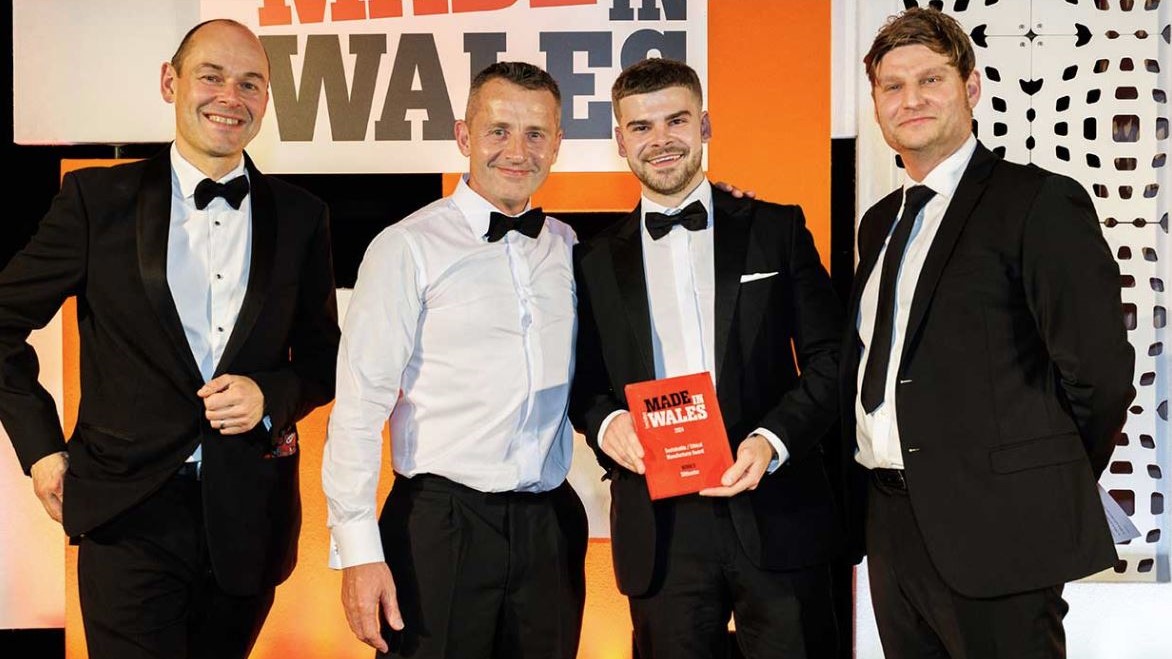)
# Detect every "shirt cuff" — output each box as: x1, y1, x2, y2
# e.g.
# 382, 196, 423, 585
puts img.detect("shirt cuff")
327, 520, 385, 569
752, 427, 789, 474
596, 409, 628, 447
